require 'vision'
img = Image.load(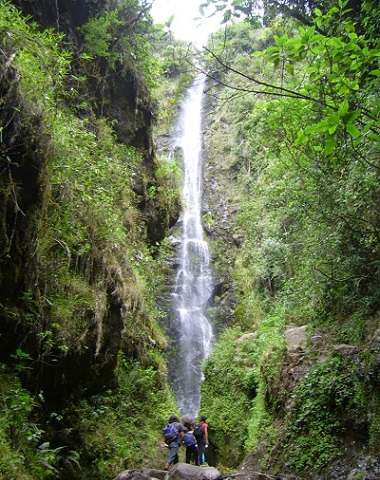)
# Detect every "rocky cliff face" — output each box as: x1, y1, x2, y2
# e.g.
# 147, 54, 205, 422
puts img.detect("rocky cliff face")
201, 91, 242, 333
12, 0, 169, 242
0, 3, 177, 477
0, 0, 169, 386
12, 0, 153, 145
